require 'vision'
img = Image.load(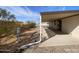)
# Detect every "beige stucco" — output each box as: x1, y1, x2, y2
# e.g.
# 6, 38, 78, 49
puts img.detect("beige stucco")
62, 15, 79, 39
